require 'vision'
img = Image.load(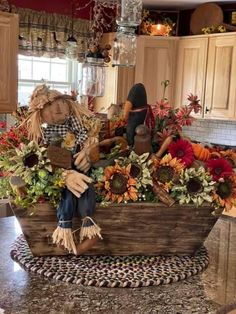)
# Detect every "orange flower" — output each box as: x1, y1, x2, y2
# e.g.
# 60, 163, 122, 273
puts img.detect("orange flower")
109, 119, 126, 137
103, 164, 138, 203
152, 153, 184, 191
213, 175, 236, 211
220, 150, 236, 168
